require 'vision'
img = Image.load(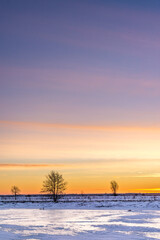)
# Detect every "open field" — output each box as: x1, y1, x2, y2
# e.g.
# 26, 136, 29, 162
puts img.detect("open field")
1, 194, 160, 209
0, 194, 160, 239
